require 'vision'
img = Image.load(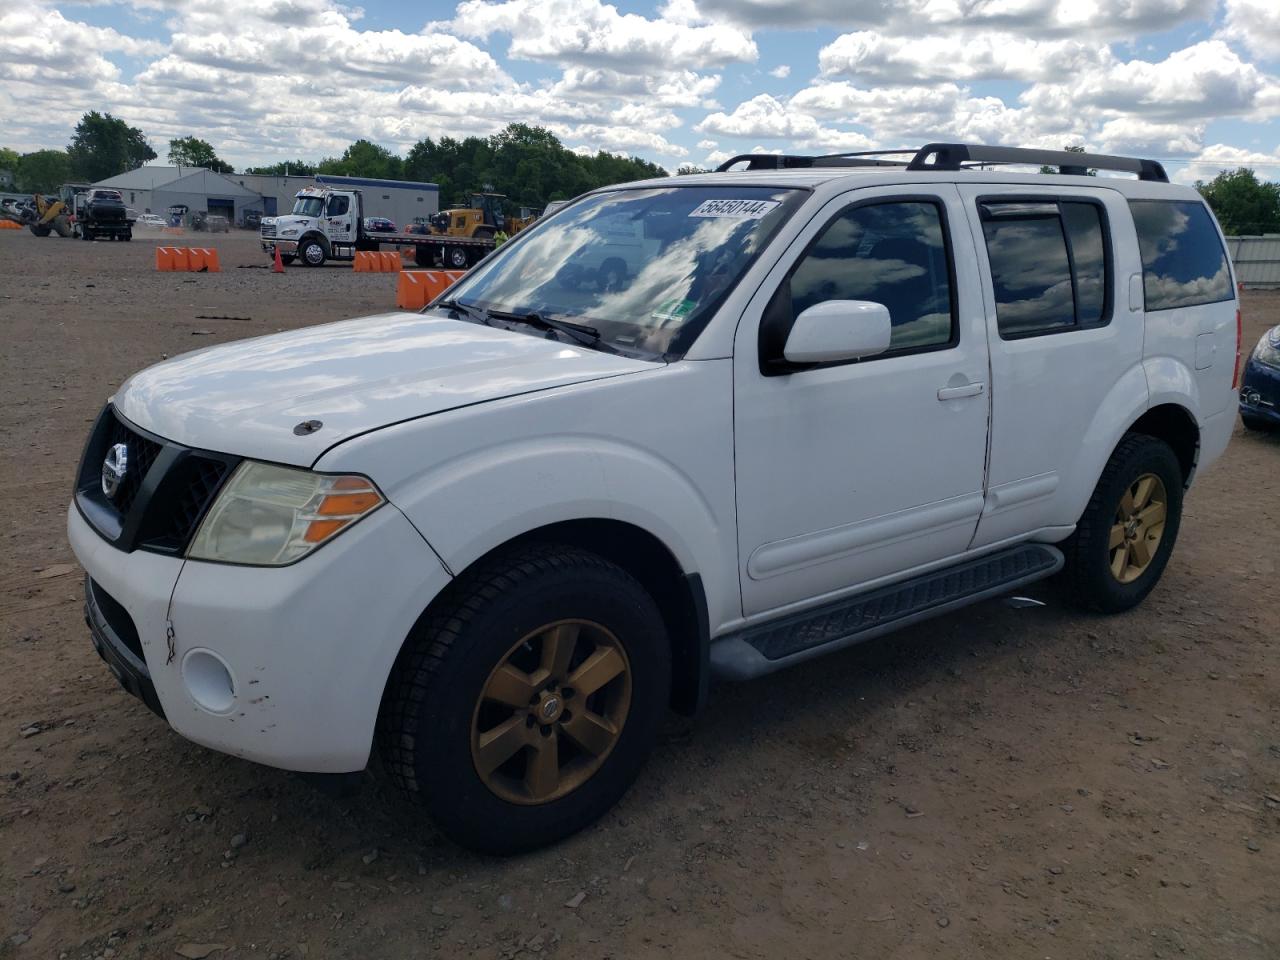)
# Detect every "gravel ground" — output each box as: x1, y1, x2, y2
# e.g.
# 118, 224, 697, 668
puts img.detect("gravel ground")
1, 227, 1278, 960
